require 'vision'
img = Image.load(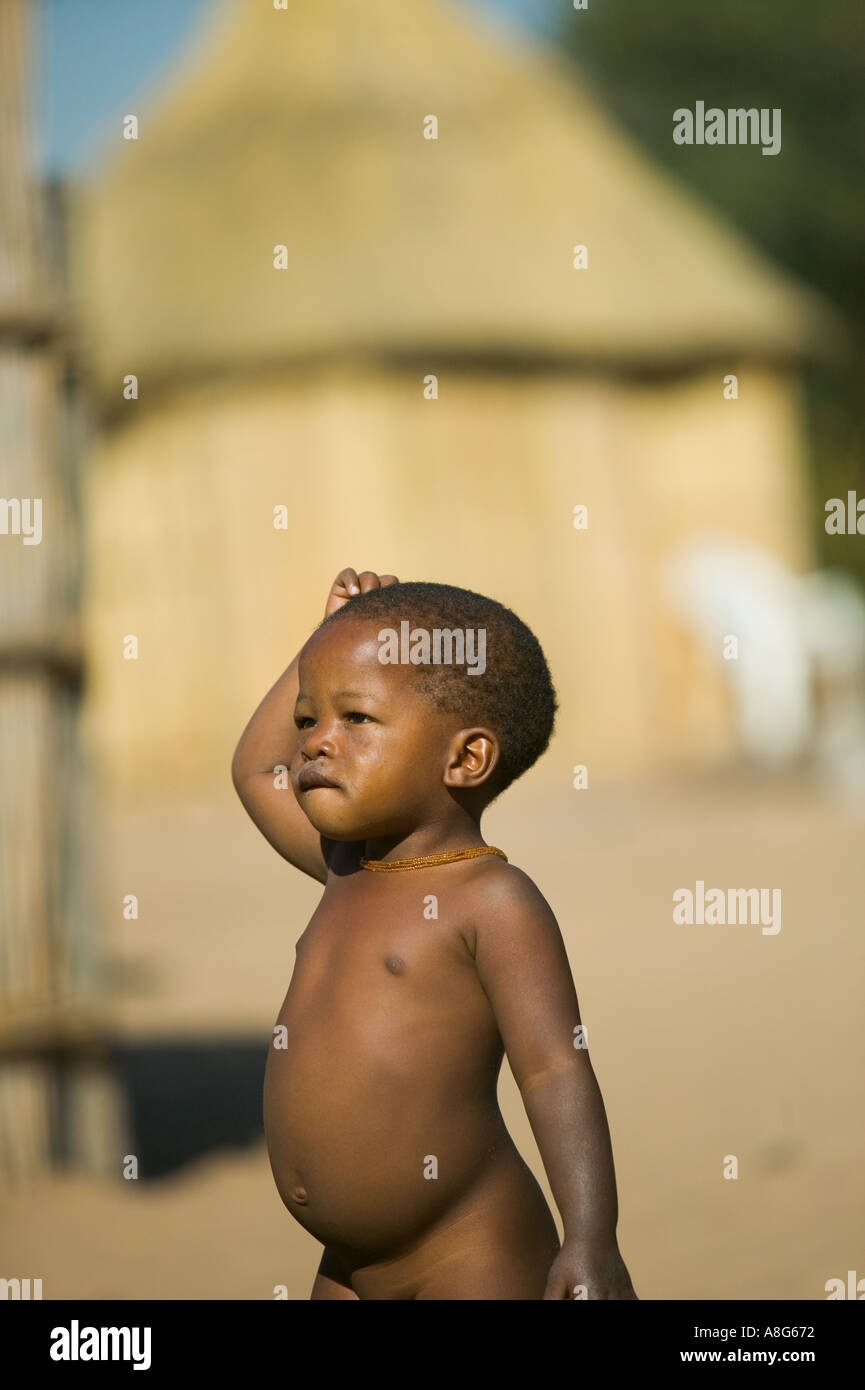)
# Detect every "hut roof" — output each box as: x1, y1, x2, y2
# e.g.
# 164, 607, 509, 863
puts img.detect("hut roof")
70, 0, 836, 398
